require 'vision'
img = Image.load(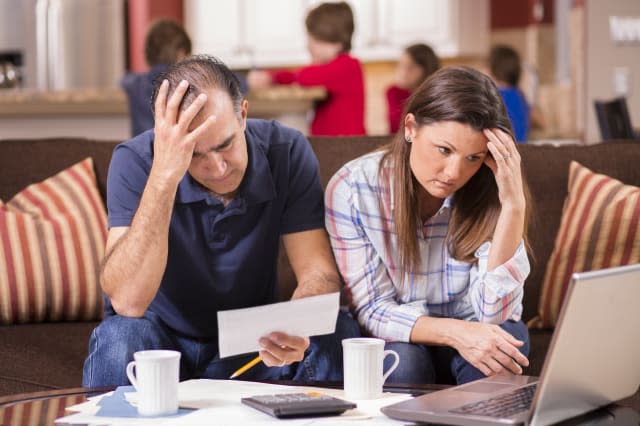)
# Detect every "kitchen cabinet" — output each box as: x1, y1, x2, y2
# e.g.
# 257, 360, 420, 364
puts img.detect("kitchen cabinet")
185, 0, 309, 68
185, 0, 488, 68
